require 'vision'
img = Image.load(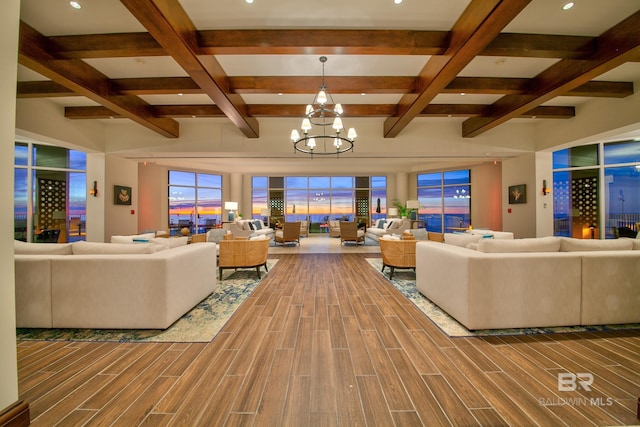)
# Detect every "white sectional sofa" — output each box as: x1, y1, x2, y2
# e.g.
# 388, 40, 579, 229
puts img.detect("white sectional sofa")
14, 240, 217, 329
366, 218, 412, 242
416, 237, 640, 330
